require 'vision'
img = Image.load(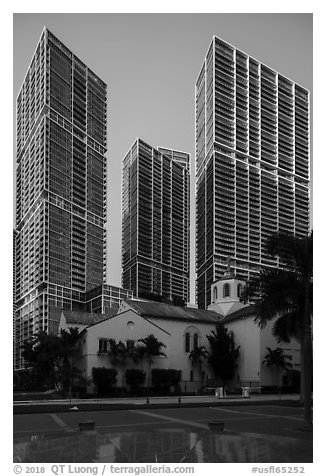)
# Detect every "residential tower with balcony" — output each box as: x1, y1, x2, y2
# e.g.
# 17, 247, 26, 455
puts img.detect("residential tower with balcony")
15, 28, 107, 369
122, 139, 190, 305
196, 36, 310, 309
